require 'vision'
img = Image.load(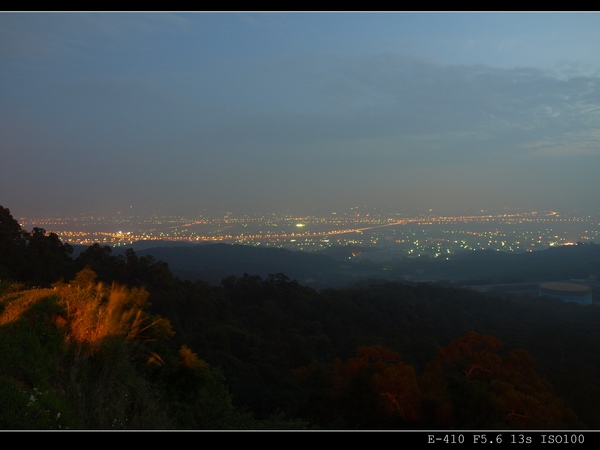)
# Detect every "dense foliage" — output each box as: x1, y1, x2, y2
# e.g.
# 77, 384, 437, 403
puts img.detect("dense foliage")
1, 205, 599, 429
